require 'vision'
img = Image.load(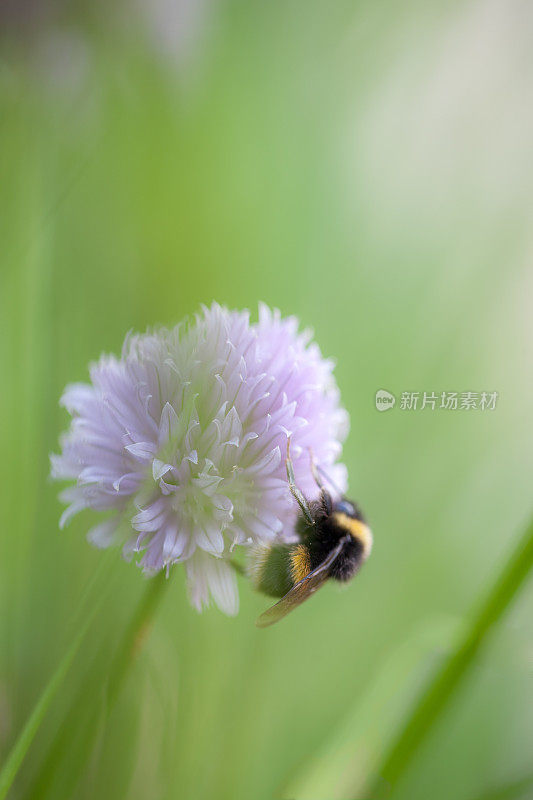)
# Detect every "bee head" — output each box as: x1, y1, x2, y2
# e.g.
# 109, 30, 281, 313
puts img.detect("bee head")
331, 500, 373, 562
335, 499, 355, 516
